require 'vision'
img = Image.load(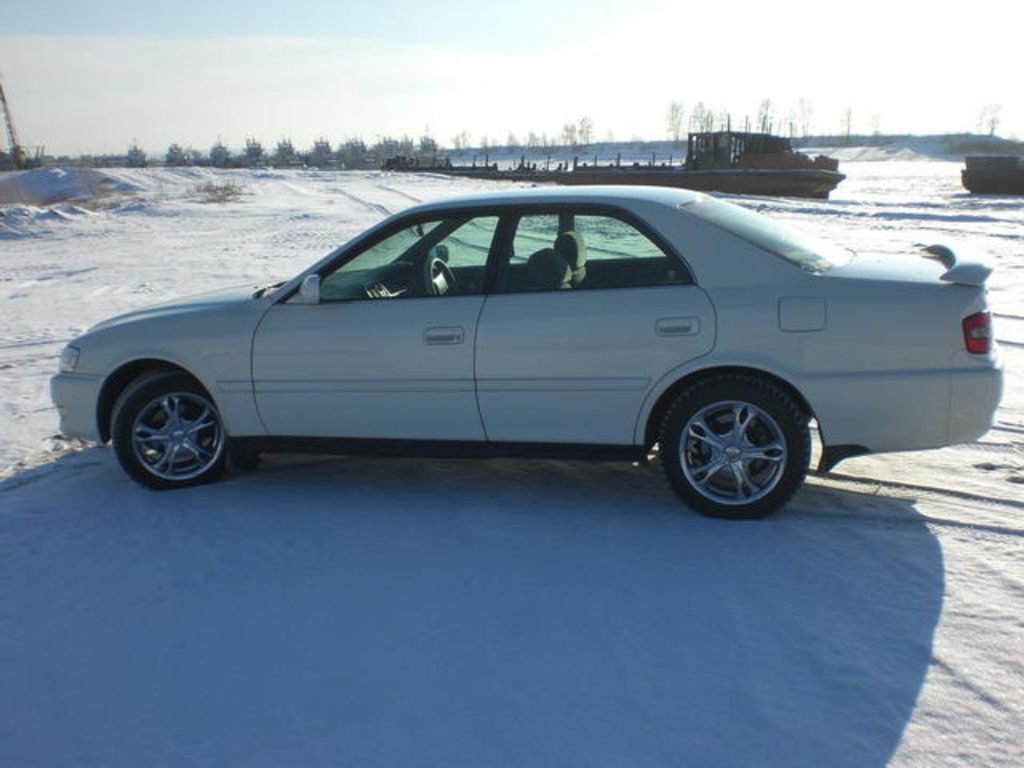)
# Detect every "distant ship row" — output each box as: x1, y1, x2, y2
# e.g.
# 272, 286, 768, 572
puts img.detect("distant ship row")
386, 131, 846, 200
